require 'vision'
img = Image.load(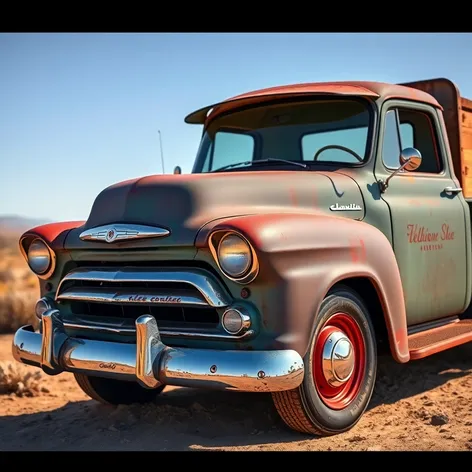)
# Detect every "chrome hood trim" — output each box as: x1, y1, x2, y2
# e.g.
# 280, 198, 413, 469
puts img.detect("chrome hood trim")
79, 224, 170, 243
